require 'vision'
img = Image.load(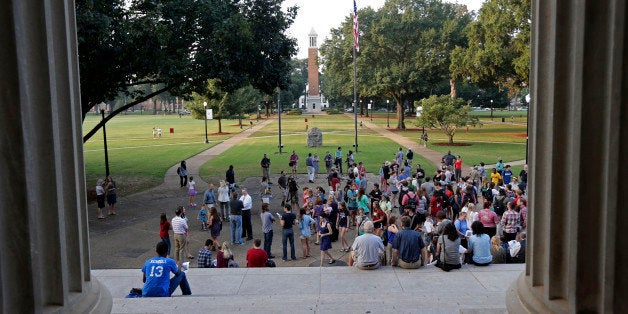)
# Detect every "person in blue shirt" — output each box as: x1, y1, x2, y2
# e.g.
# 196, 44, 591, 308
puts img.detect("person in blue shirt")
467, 221, 492, 266
391, 216, 426, 269
502, 165, 513, 185
141, 242, 192, 297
